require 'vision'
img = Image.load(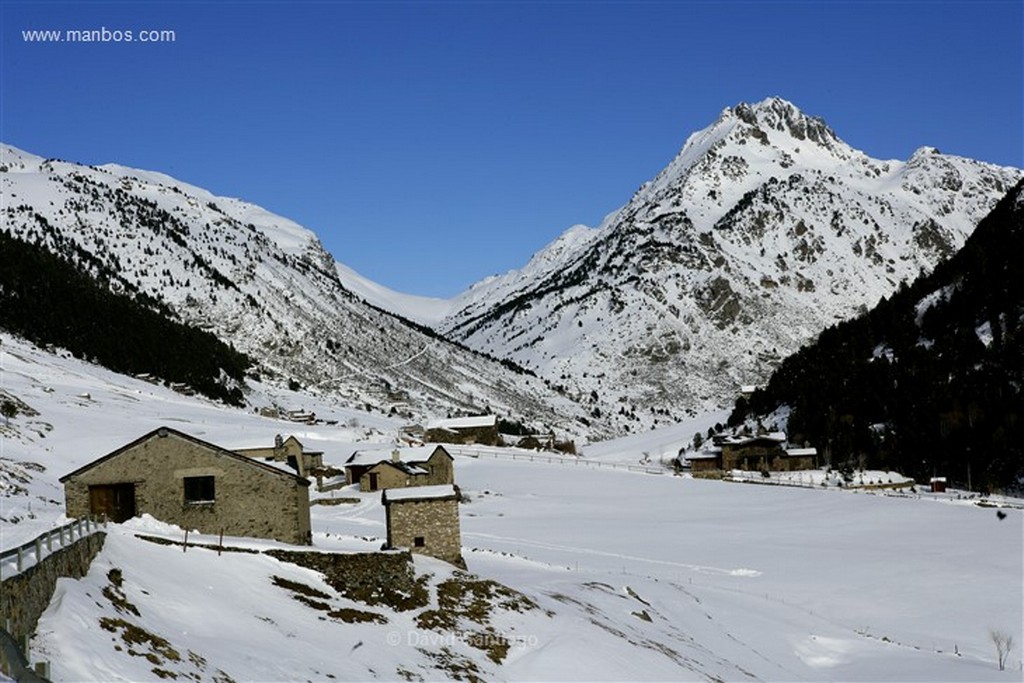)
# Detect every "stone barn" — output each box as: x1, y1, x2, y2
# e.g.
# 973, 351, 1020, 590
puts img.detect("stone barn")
344, 445, 454, 491
424, 415, 499, 446
382, 484, 463, 567
59, 427, 311, 545
720, 433, 788, 471
232, 434, 324, 477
